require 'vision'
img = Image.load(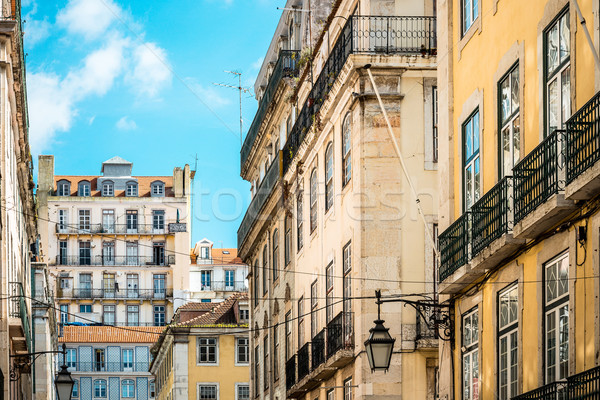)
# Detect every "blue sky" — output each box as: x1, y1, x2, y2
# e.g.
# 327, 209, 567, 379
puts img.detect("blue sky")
24, 0, 282, 248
